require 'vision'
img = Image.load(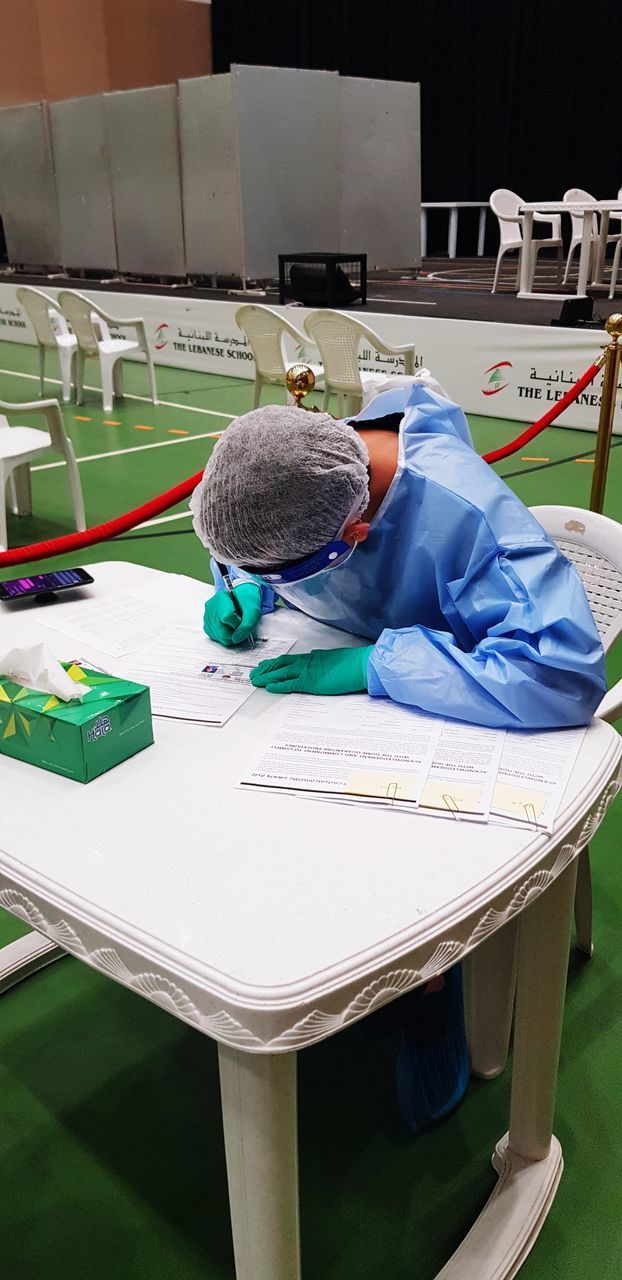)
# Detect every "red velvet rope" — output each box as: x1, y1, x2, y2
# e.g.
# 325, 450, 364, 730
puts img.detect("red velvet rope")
0, 358, 604, 569
481, 360, 601, 463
